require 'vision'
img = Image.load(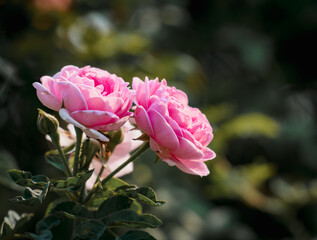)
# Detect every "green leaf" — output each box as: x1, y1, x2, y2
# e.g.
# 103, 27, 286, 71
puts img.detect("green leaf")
96, 196, 134, 219
10, 182, 50, 206
105, 210, 162, 228
50, 202, 92, 219
8, 169, 49, 189
135, 187, 165, 207
102, 177, 129, 190
28, 229, 53, 240
25, 215, 61, 240
0, 210, 34, 238
45, 144, 75, 172
74, 219, 105, 240
121, 230, 156, 240
52, 170, 93, 189
85, 189, 114, 208
118, 187, 165, 207
36, 215, 61, 234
